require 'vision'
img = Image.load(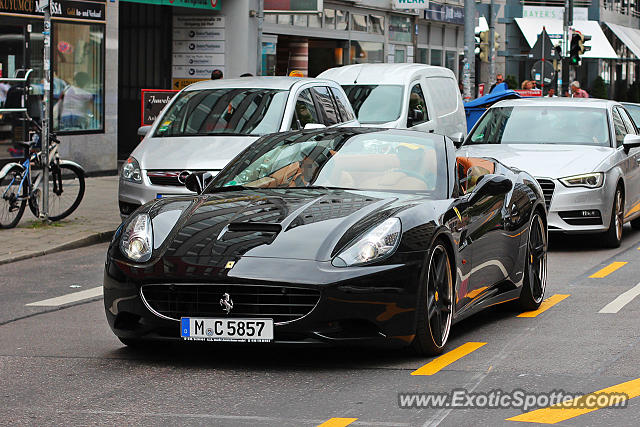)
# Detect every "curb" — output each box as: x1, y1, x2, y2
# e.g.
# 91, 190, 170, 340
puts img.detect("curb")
0, 230, 115, 266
